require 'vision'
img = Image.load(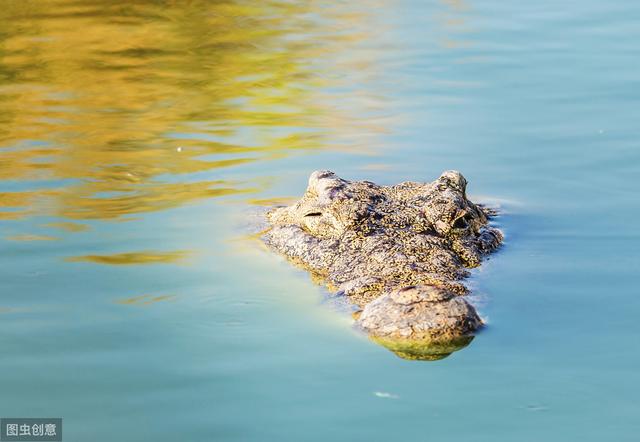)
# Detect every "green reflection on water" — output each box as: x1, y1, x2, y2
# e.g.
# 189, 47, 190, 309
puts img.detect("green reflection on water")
371, 335, 475, 361
0, 0, 386, 222
65, 250, 191, 265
